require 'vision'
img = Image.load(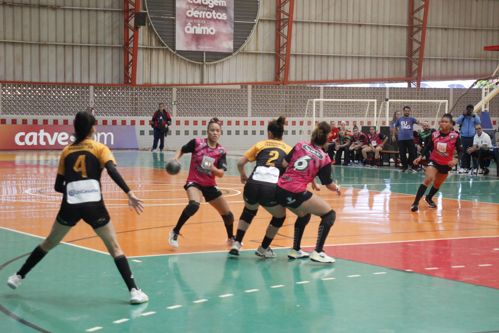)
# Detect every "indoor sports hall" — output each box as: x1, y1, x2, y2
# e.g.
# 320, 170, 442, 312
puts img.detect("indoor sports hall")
0, 1, 498, 333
